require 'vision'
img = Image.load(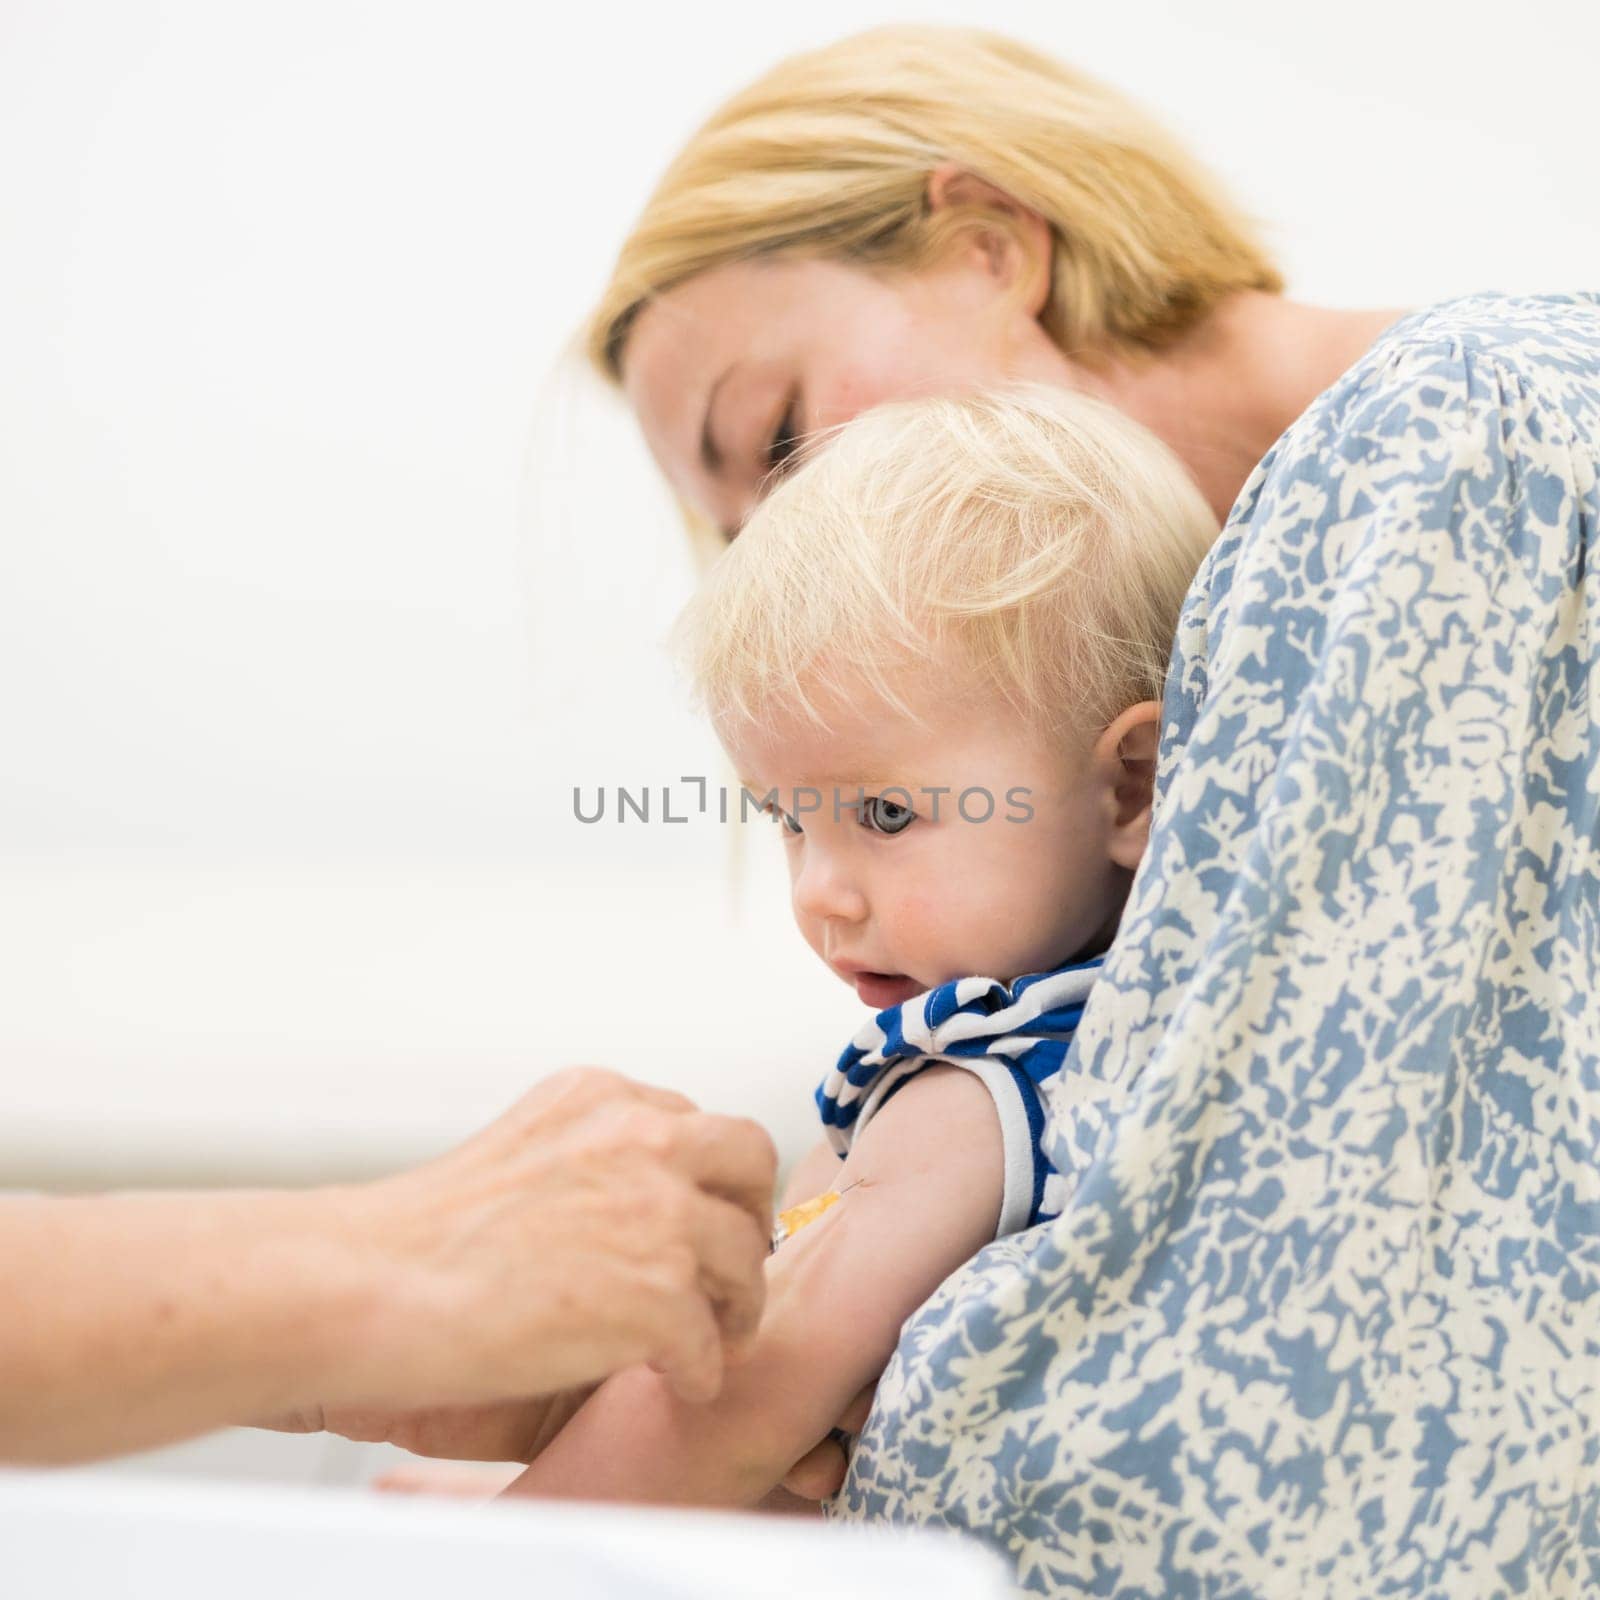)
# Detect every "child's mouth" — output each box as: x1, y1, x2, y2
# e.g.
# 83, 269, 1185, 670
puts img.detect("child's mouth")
847, 970, 925, 1010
